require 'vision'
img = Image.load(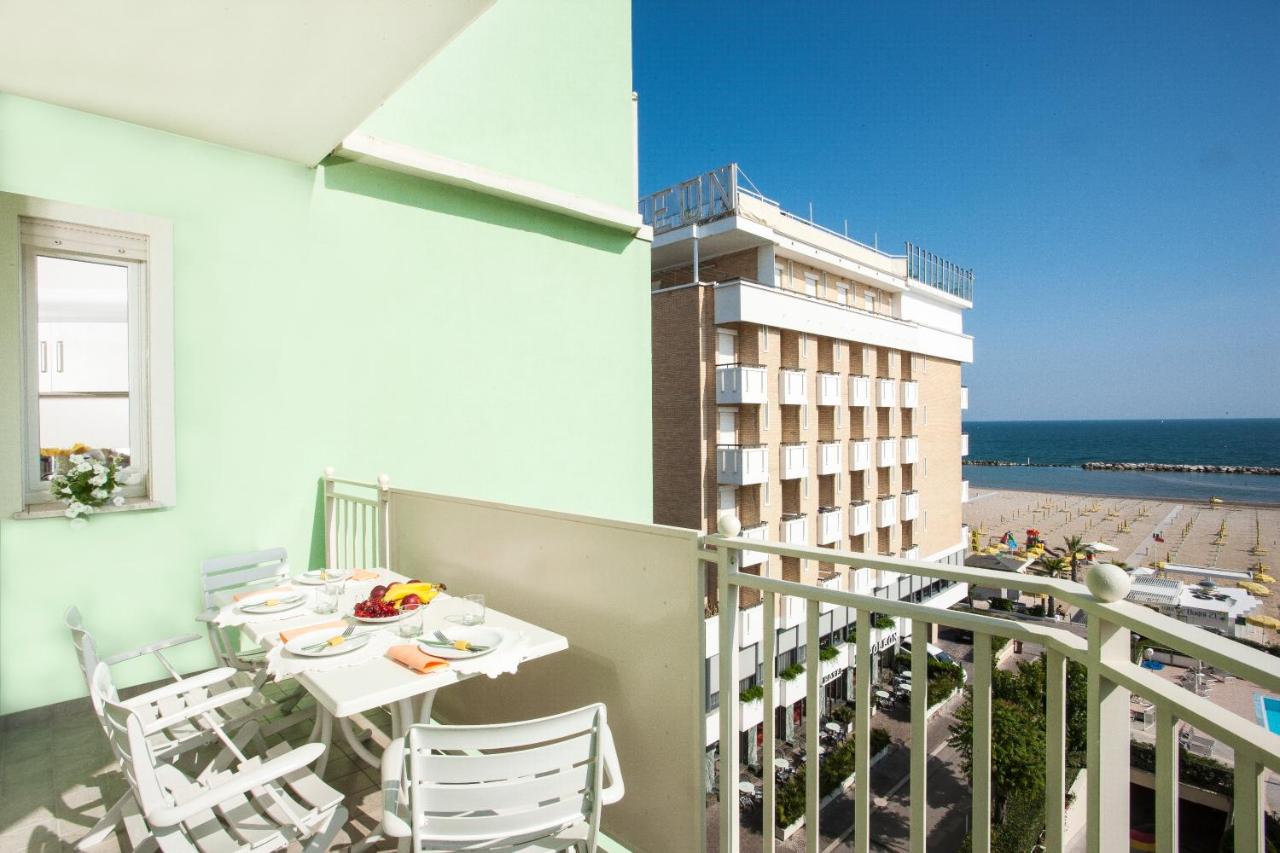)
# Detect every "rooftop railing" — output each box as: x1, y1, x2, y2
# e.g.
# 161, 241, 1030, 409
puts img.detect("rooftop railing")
705, 517, 1280, 853
906, 241, 974, 301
